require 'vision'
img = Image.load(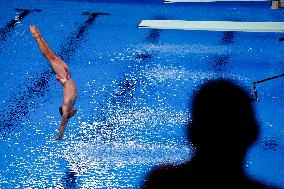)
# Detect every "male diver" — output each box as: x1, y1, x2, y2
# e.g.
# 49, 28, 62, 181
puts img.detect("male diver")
29, 25, 77, 140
